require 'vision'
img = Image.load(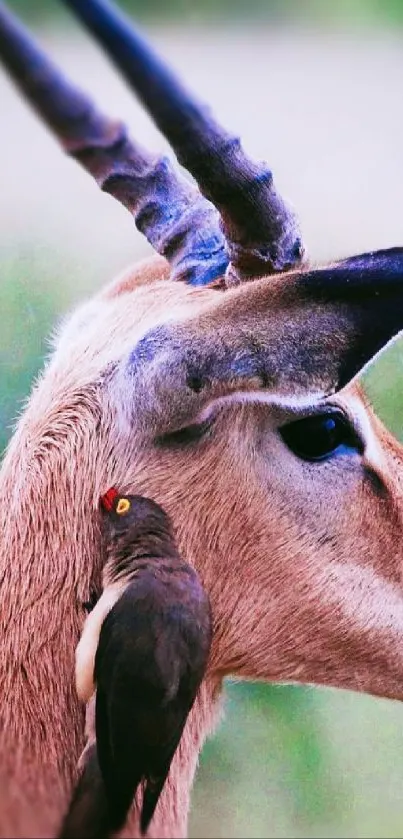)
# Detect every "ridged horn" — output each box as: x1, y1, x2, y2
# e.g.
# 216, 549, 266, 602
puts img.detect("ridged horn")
0, 1, 228, 286
62, 0, 305, 283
